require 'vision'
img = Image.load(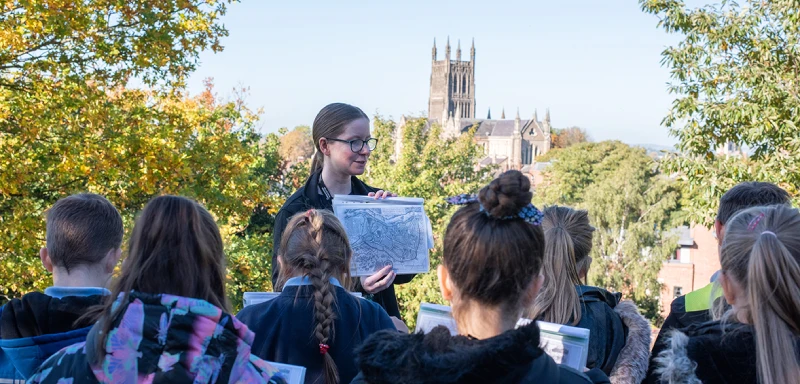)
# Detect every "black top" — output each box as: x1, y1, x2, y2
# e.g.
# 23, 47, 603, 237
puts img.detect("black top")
237, 285, 396, 384
645, 320, 787, 384
646, 294, 723, 381
271, 170, 416, 318
572, 286, 627, 375
351, 322, 602, 384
